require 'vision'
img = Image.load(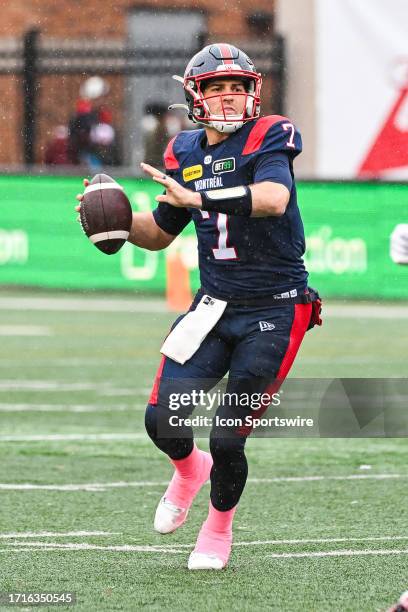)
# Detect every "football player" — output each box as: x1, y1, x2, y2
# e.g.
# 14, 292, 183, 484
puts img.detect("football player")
390, 224, 408, 264
76, 43, 322, 570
